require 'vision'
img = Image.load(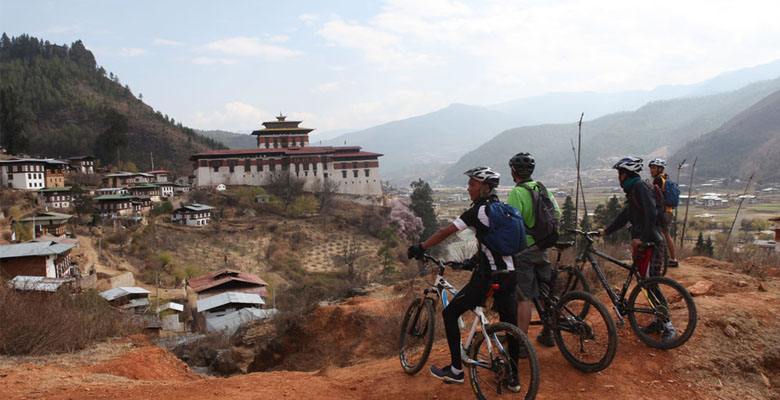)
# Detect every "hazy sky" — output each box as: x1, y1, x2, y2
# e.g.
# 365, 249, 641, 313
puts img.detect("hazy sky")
3, 0, 780, 136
